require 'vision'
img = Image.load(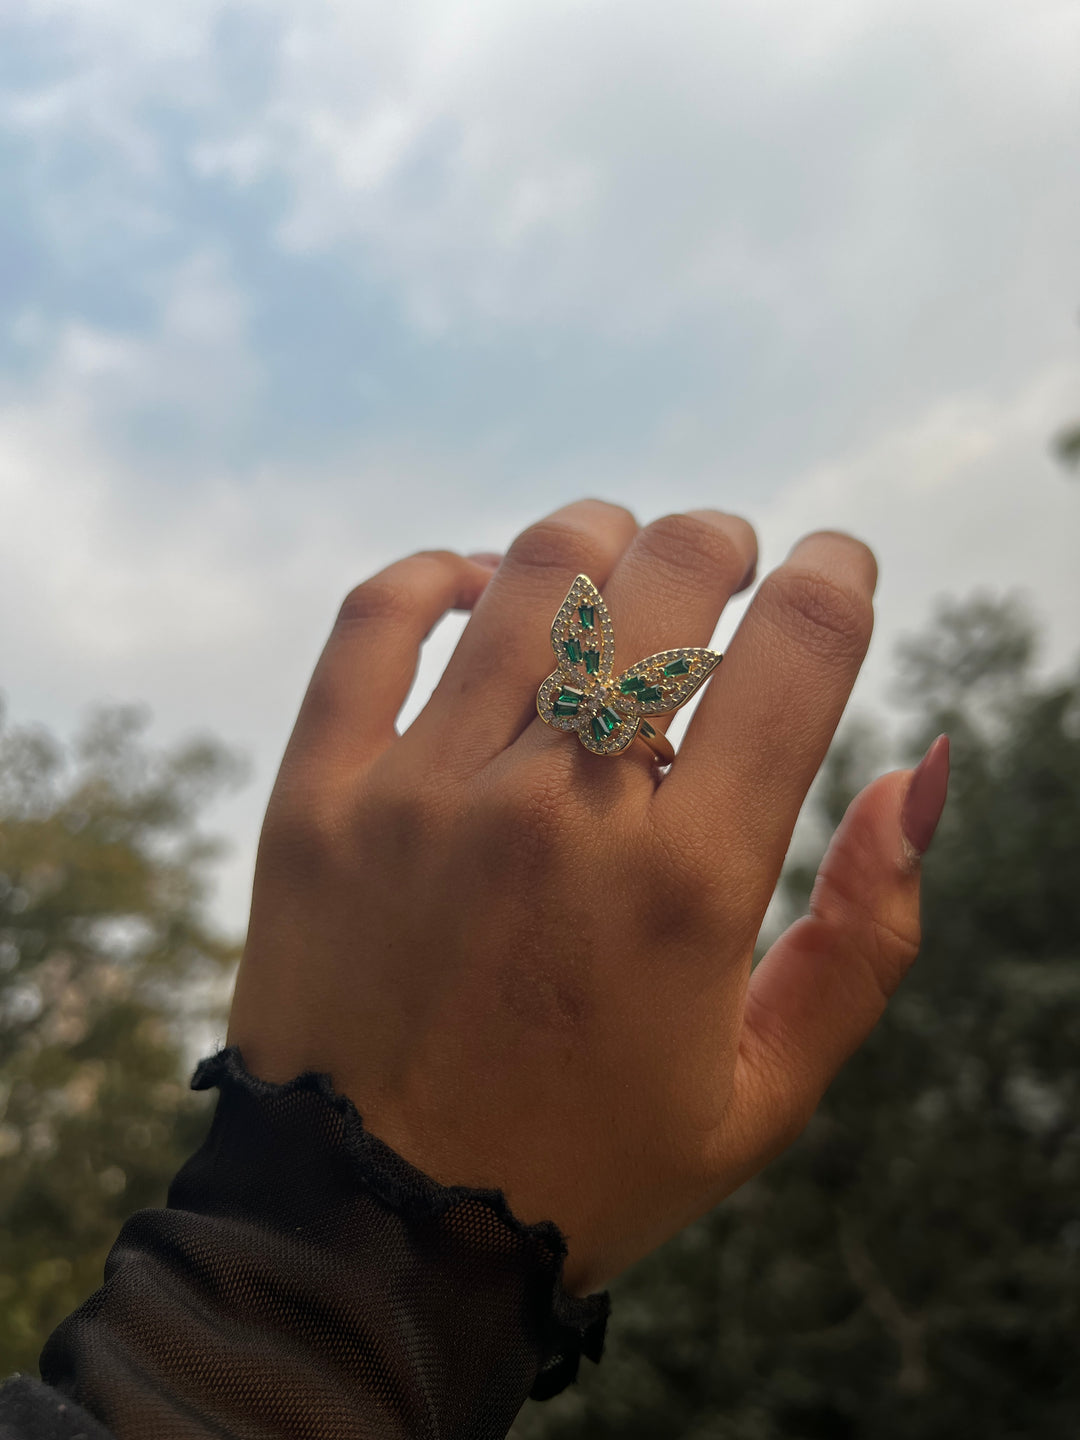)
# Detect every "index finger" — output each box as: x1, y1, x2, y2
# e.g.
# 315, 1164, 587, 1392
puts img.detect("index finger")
658, 531, 878, 905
